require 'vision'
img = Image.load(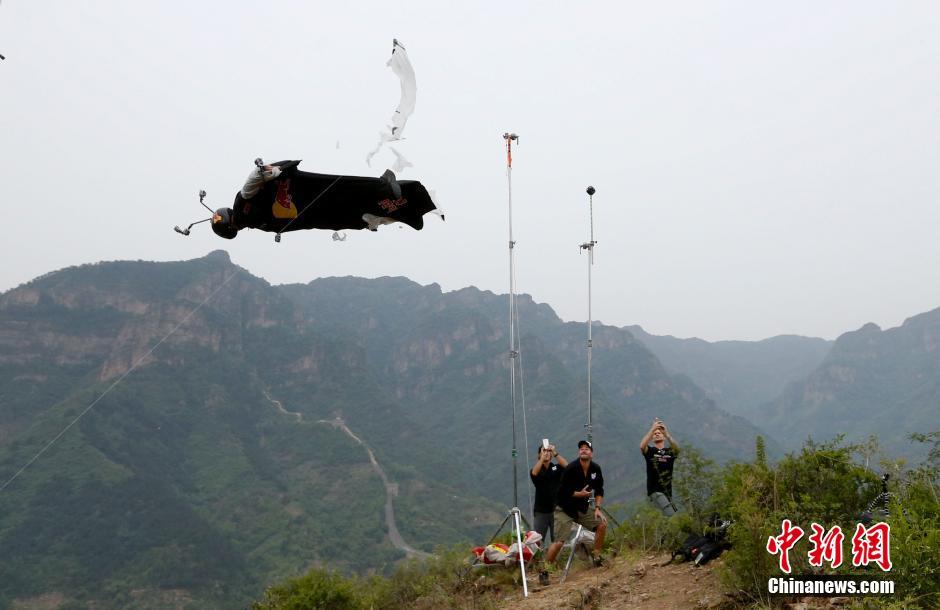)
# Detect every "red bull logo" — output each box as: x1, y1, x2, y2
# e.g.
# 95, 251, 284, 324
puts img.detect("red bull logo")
272, 179, 298, 220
